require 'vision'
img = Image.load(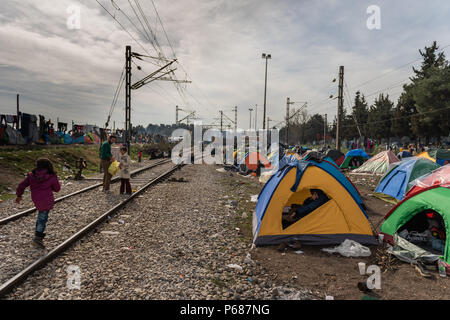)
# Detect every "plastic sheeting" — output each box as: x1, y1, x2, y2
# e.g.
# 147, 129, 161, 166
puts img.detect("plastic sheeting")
406, 164, 450, 196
